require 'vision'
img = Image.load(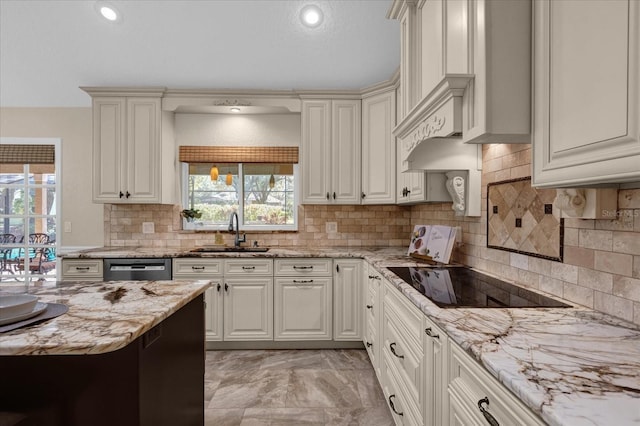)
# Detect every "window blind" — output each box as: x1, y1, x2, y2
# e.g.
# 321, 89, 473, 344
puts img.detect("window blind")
179, 146, 298, 164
